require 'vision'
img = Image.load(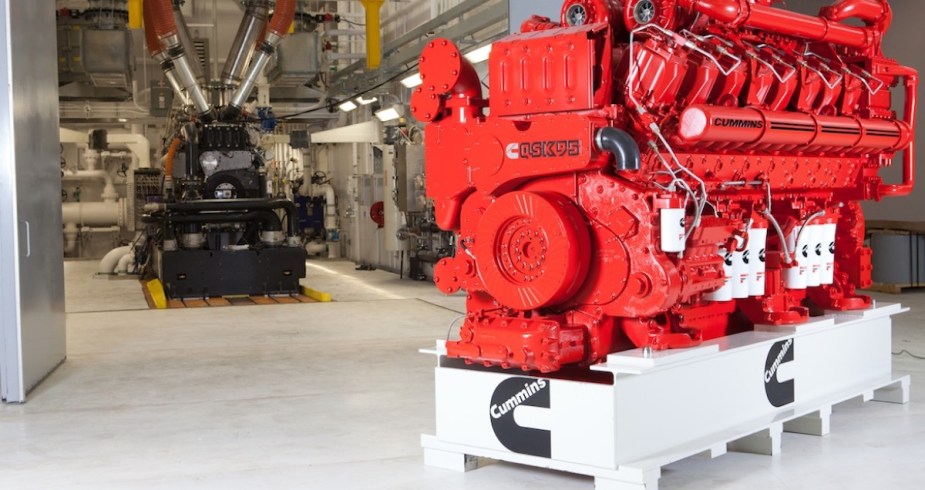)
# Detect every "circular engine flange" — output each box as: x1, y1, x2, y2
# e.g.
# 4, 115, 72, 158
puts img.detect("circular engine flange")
474, 192, 591, 310
623, 0, 682, 31
560, 0, 623, 28
633, 0, 657, 24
